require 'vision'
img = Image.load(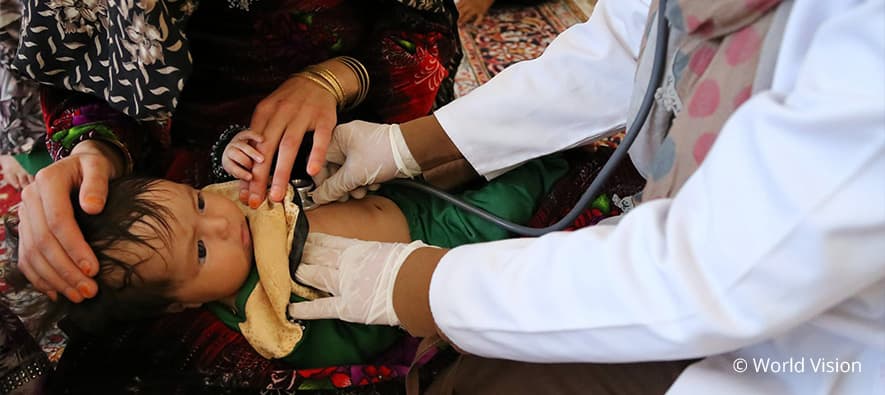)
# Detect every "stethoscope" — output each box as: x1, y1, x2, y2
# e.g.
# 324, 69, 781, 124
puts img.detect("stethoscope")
299, 0, 670, 237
